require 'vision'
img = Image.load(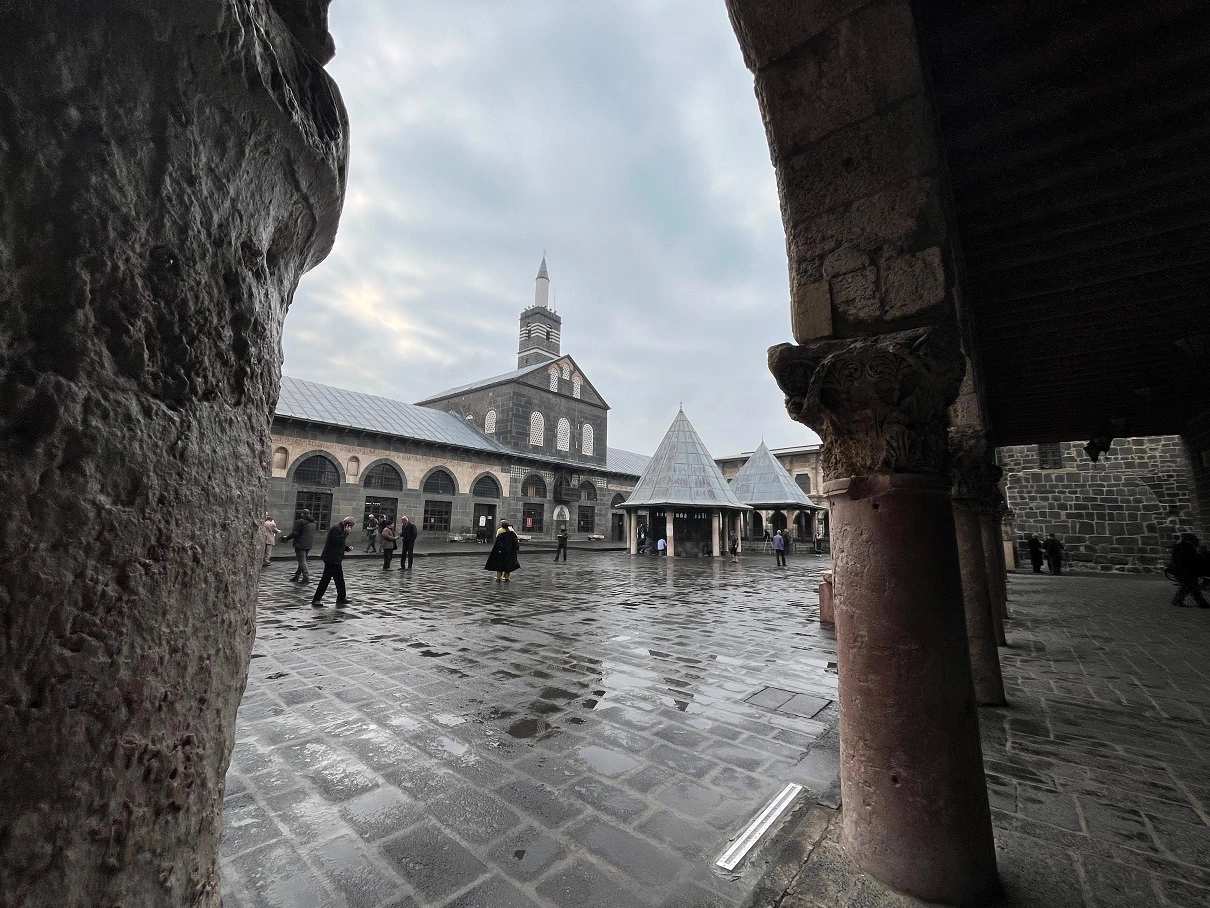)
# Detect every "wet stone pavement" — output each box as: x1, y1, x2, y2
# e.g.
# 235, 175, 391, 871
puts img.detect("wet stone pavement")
221, 552, 839, 908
